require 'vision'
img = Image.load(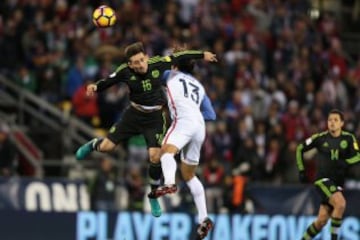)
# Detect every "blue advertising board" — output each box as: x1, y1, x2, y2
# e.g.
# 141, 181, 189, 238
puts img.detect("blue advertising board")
0, 177, 359, 239
0, 211, 359, 240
